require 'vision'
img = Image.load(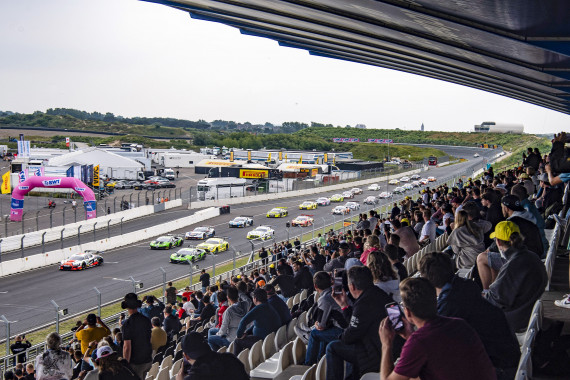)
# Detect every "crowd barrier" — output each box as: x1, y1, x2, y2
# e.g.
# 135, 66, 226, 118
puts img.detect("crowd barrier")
0, 199, 183, 253
0, 206, 217, 277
